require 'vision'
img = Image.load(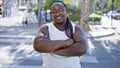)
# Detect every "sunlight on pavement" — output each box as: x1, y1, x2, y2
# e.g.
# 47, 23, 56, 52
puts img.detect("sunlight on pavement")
0, 16, 23, 26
